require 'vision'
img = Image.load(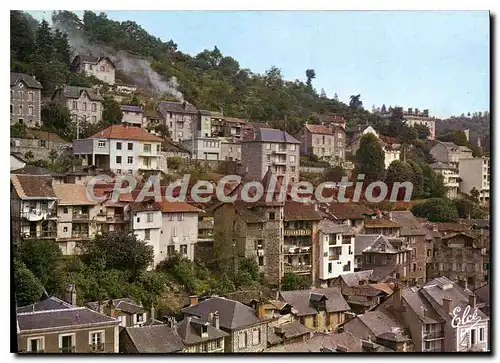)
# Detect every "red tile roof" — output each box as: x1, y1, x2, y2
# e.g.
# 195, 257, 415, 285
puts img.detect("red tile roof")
87, 124, 163, 142
304, 124, 335, 135
284, 201, 322, 221
158, 201, 202, 213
